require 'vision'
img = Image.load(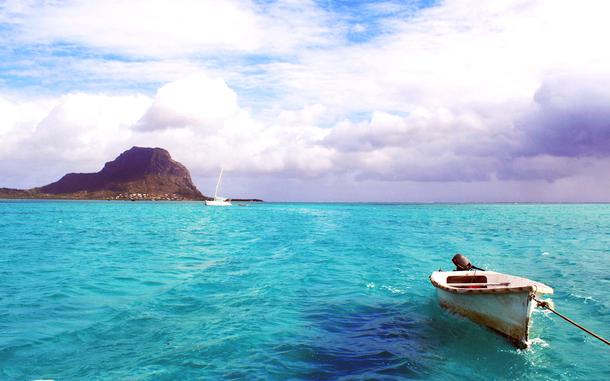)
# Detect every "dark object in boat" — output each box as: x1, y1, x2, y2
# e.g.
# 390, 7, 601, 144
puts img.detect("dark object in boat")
452, 254, 485, 271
